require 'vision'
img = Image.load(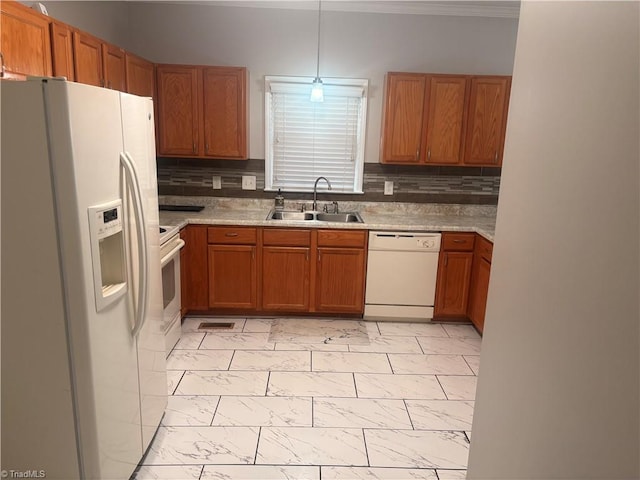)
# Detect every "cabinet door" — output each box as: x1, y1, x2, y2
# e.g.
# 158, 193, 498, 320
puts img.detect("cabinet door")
468, 255, 491, 333
180, 228, 188, 317
0, 1, 51, 79
424, 76, 468, 165
208, 245, 257, 309
182, 225, 209, 312
126, 53, 155, 99
316, 247, 366, 313
73, 31, 103, 87
464, 76, 511, 166
380, 73, 427, 164
262, 246, 310, 311
50, 21, 74, 81
102, 43, 126, 92
156, 65, 200, 156
202, 67, 248, 159
434, 251, 474, 317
